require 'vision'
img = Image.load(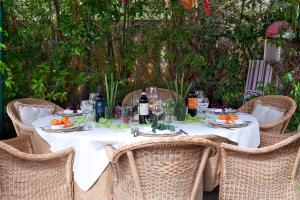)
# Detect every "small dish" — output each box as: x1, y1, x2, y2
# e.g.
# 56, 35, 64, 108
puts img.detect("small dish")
42, 125, 83, 133
134, 127, 182, 137
50, 124, 65, 130
216, 119, 244, 125
209, 120, 249, 129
